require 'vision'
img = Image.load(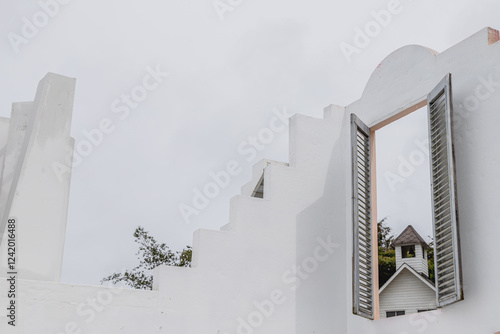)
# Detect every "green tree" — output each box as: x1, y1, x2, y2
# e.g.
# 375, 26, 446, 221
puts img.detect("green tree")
377, 217, 396, 287
378, 247, 396, 287
101, 226, 192, 290
427, 238, 435, 282
377, 217, 394, 250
